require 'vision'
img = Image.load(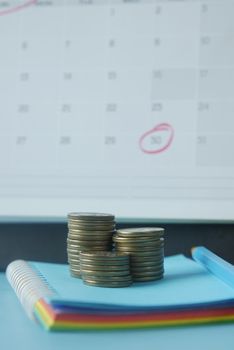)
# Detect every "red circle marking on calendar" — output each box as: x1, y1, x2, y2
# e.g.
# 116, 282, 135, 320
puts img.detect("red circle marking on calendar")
0, 0, 37, 16
139, 123, 174, 154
